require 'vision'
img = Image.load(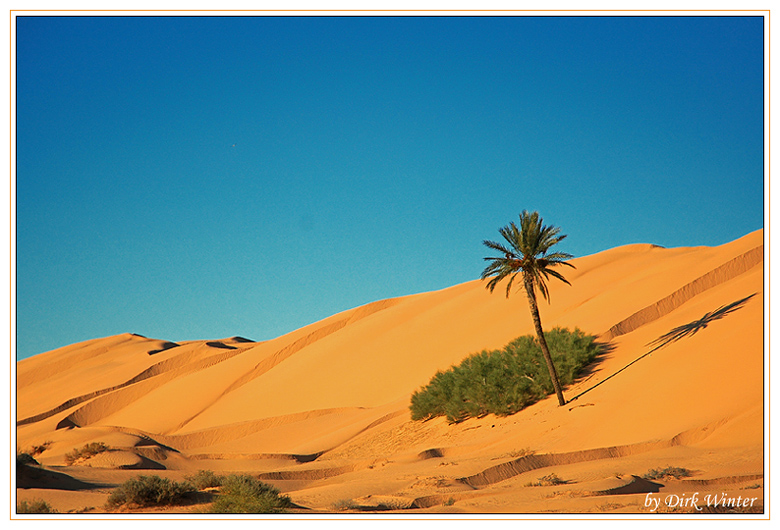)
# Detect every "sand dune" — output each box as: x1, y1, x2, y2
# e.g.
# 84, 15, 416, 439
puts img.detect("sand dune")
16, 230, 764, 514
